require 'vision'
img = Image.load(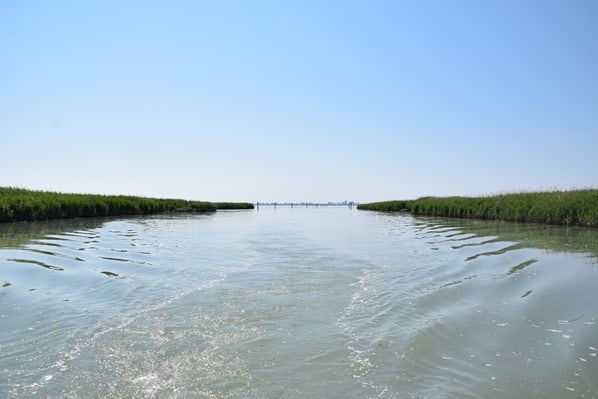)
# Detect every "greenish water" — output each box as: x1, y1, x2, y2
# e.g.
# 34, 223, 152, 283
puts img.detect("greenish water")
1, 208, 597, 398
